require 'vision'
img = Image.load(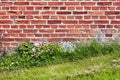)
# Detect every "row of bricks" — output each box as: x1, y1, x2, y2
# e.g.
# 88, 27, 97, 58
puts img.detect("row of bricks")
0, 25, 120, 29
1, 29, 118, 34
1, 34, 115, 43
0, 15, 120, 20
0, 20, 120, 24
0, 7, 119, 11
2, 33, 117, 38
0, 11, 120, 15
0, 2, 120, 6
